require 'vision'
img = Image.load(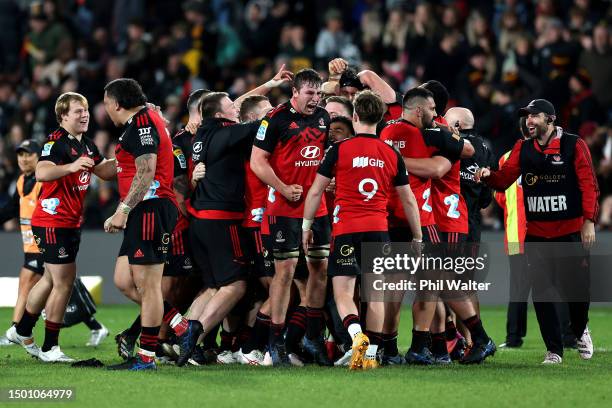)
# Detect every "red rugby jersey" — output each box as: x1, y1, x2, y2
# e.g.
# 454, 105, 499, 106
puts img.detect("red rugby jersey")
380, 120, 434, 227
115, 107, 176, 206
253, 101, 329, 218
32, 127, 103, 228
319, 133, 409, 235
